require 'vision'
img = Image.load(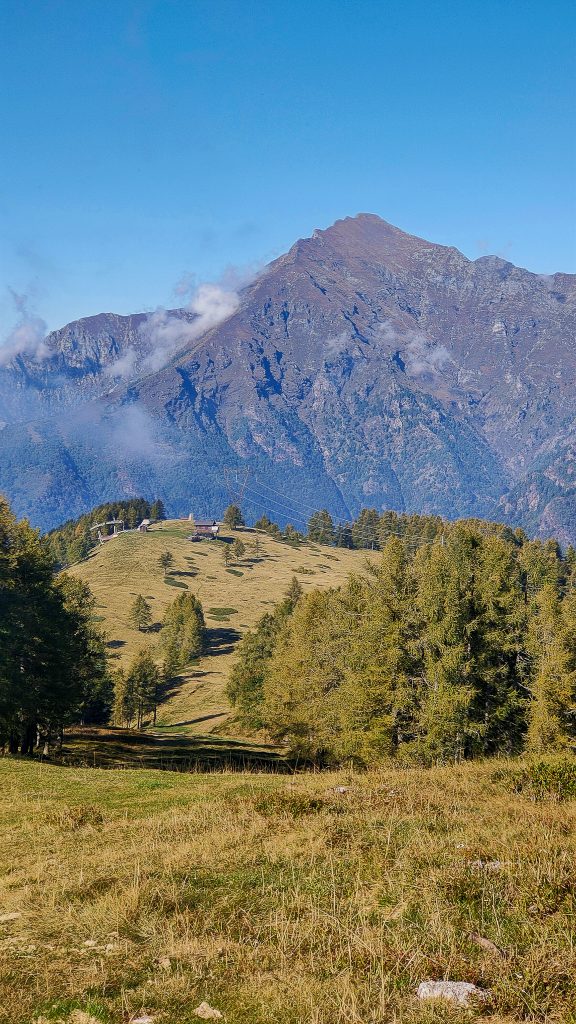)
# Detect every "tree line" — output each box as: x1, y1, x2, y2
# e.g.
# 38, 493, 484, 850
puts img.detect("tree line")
228, 521, 576, 765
